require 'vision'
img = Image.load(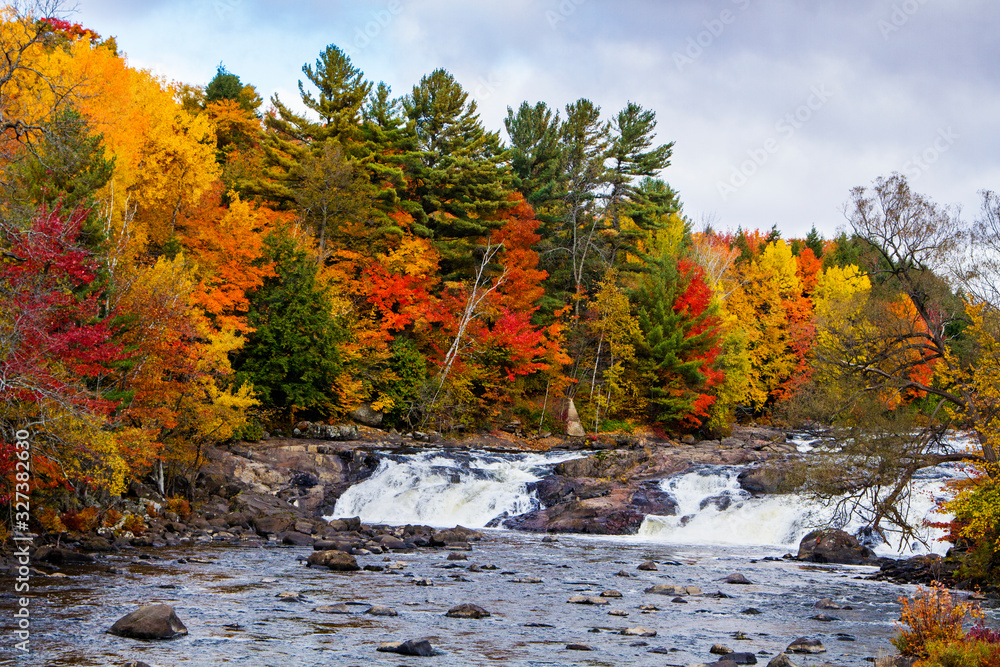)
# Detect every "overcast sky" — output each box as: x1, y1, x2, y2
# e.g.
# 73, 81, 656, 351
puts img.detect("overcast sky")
70, 0, 1000, 239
